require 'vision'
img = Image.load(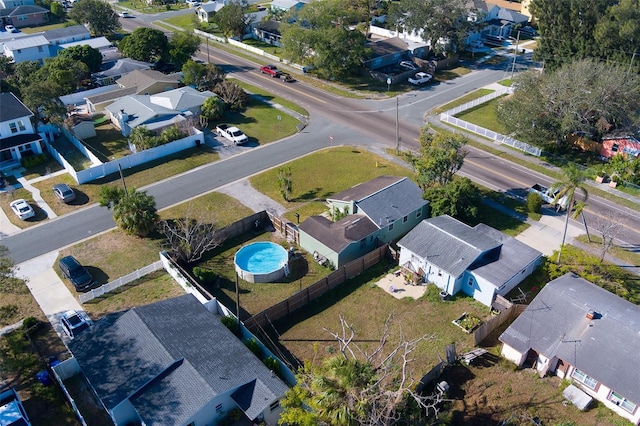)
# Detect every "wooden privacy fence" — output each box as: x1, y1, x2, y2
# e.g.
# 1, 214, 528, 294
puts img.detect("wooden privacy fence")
473, 302, 527, 346
267, 211, 299, 244
244, 245, 388, 332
